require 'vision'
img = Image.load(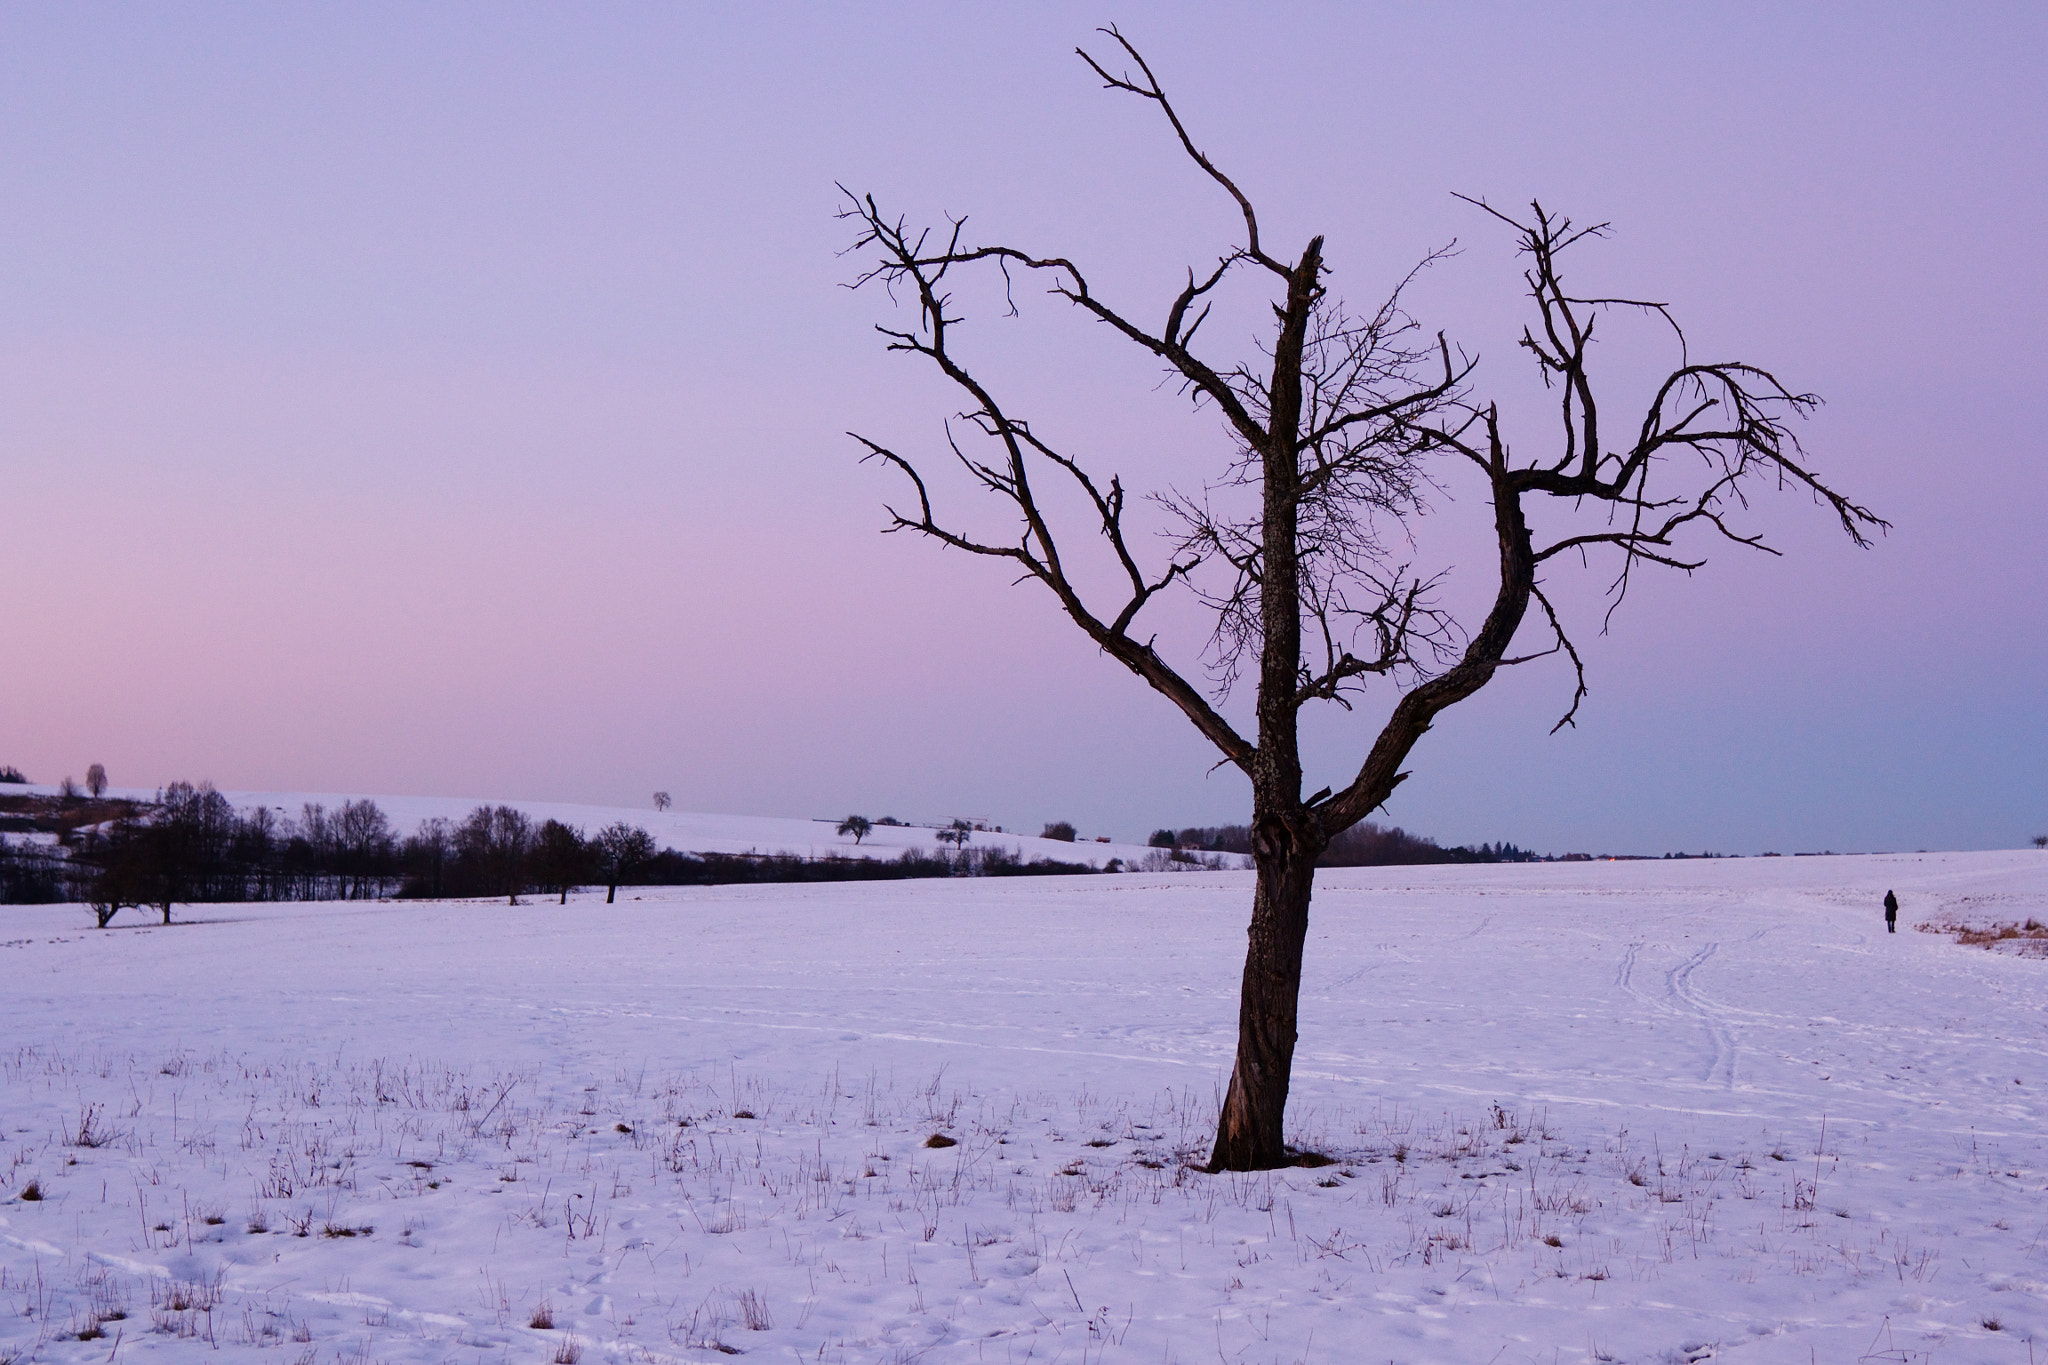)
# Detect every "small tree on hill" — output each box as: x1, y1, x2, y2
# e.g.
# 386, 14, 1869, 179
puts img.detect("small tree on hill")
845, 28, 1881, 1169
837, 814, 873, 845
653, 791, 672, 812
594, 821, 657, 903
1041, 821, 1077, 842
85, 764, 107, 799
